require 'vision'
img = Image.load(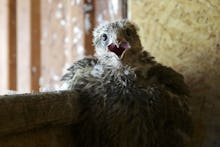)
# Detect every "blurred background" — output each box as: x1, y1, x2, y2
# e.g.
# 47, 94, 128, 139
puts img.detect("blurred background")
0, 0, 220, 146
